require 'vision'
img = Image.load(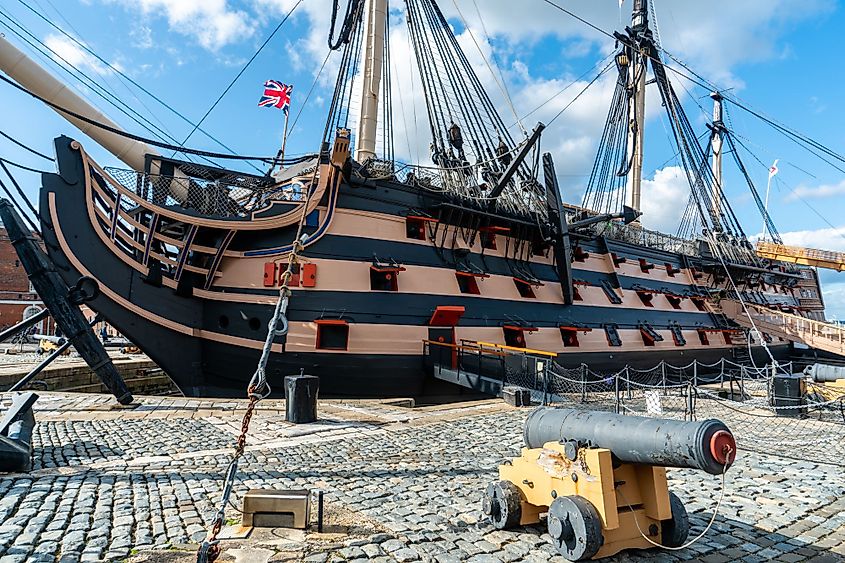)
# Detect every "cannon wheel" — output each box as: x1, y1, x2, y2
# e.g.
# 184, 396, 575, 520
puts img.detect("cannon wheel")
661, 492, 690, 548
482, 480, 522, 530
547, 495, 603, 561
